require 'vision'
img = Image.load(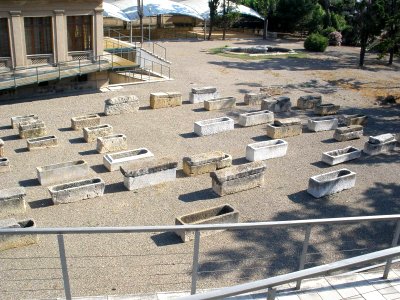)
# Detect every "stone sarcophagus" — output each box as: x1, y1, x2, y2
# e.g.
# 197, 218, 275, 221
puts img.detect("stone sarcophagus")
210, 161, 266, 196
121, 157, 178, 190
189, 87, 219, 103
342, 114, 368, 126
150, 92, 182, 109
48, 178, 105, 205
37, 160, 89, 186
83, 124, 113, 143
182, 151, 232, 176
174, 204, 239, 242
0, 157, 10, 173
363, 133, 397, 156
18, 120, 46, 139
314, 104, 340, 116
307, 169, 356, 198
238, 110, 274, 127
0, 139, 4, 156
0, 187, 26, 218
204, 97, 236, 111
194, 117, 234, 136
27, 135, 58, 151
244, 93, 267, 106
11, 115, 39, 129
261, 96, 291, 113
307, 116, 338, 132
103, 148, 154, 171
0, 218, 38, 251
71, 114, 101, 130
297, 95, 322, 109
333, 125, 363, 142
246, 139, 288, 161
104, 95, 140, 115
266, 118, 302, 138
96, 134, 128, 154
321, 146, 362, 166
